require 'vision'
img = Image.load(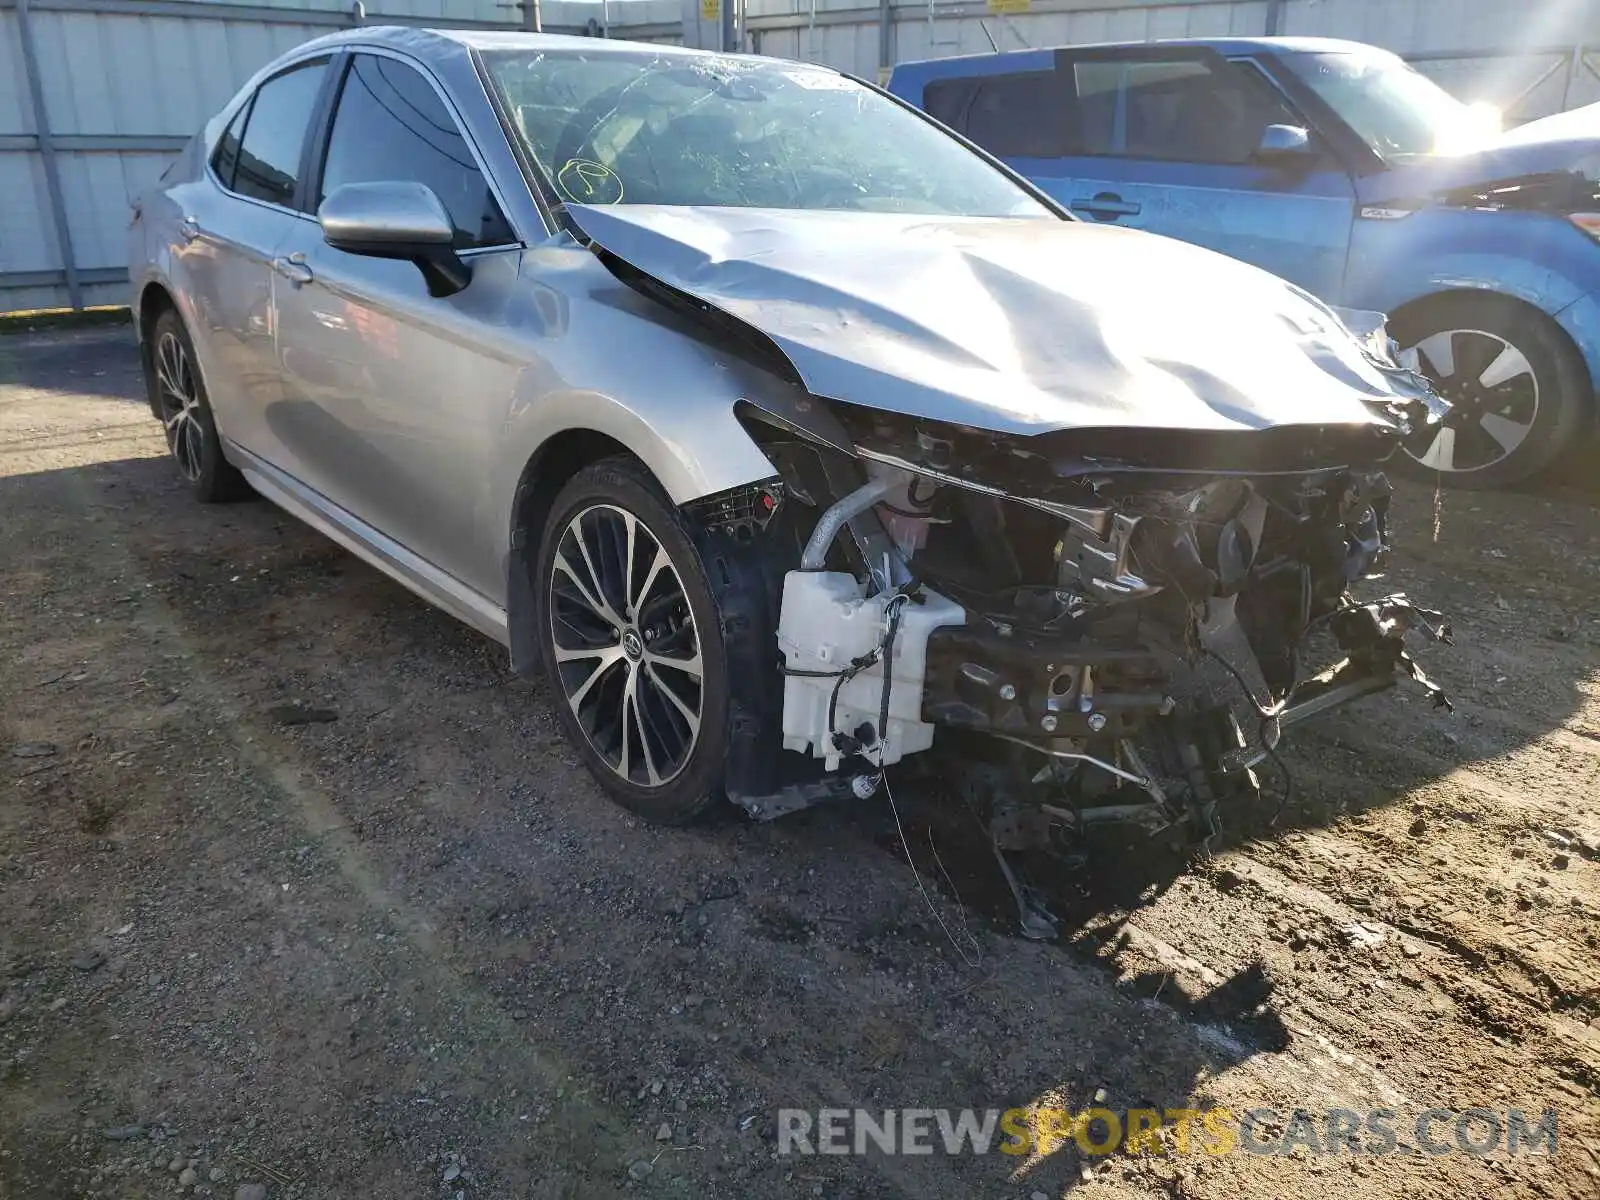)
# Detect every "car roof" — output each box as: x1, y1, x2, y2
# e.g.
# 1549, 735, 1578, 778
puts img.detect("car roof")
889, 35, 1382, 84
284, 24, 799, 65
